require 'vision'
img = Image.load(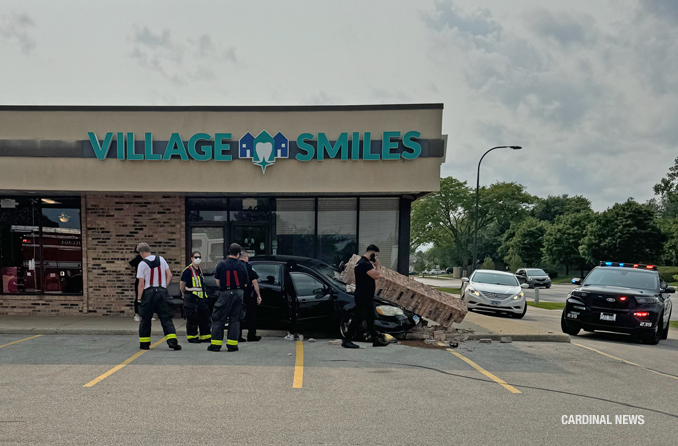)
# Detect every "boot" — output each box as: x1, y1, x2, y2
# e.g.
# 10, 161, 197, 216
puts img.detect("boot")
139, 342, 150, 350
188, 338, 202, 344
227, 345, 239, 352
168, 342, 182, 351
247, 334, 262, 342
341, 340, 360, 349
207, 344, 221, 352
